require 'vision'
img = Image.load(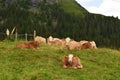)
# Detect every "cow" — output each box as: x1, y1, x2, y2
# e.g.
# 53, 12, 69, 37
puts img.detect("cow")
80, 41, 92, 50
61, 37, 71, 49
61, 39, 68, 49
90, 41, 97, 49
65, 37, 71, 45
67, 40, 81, 50
80, 41, 97, 50
16, 41, 39, 49
34, 36, 46, 44
62, 54, 83, 69
79, 40, 88, 46
47, 36, 62, 45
